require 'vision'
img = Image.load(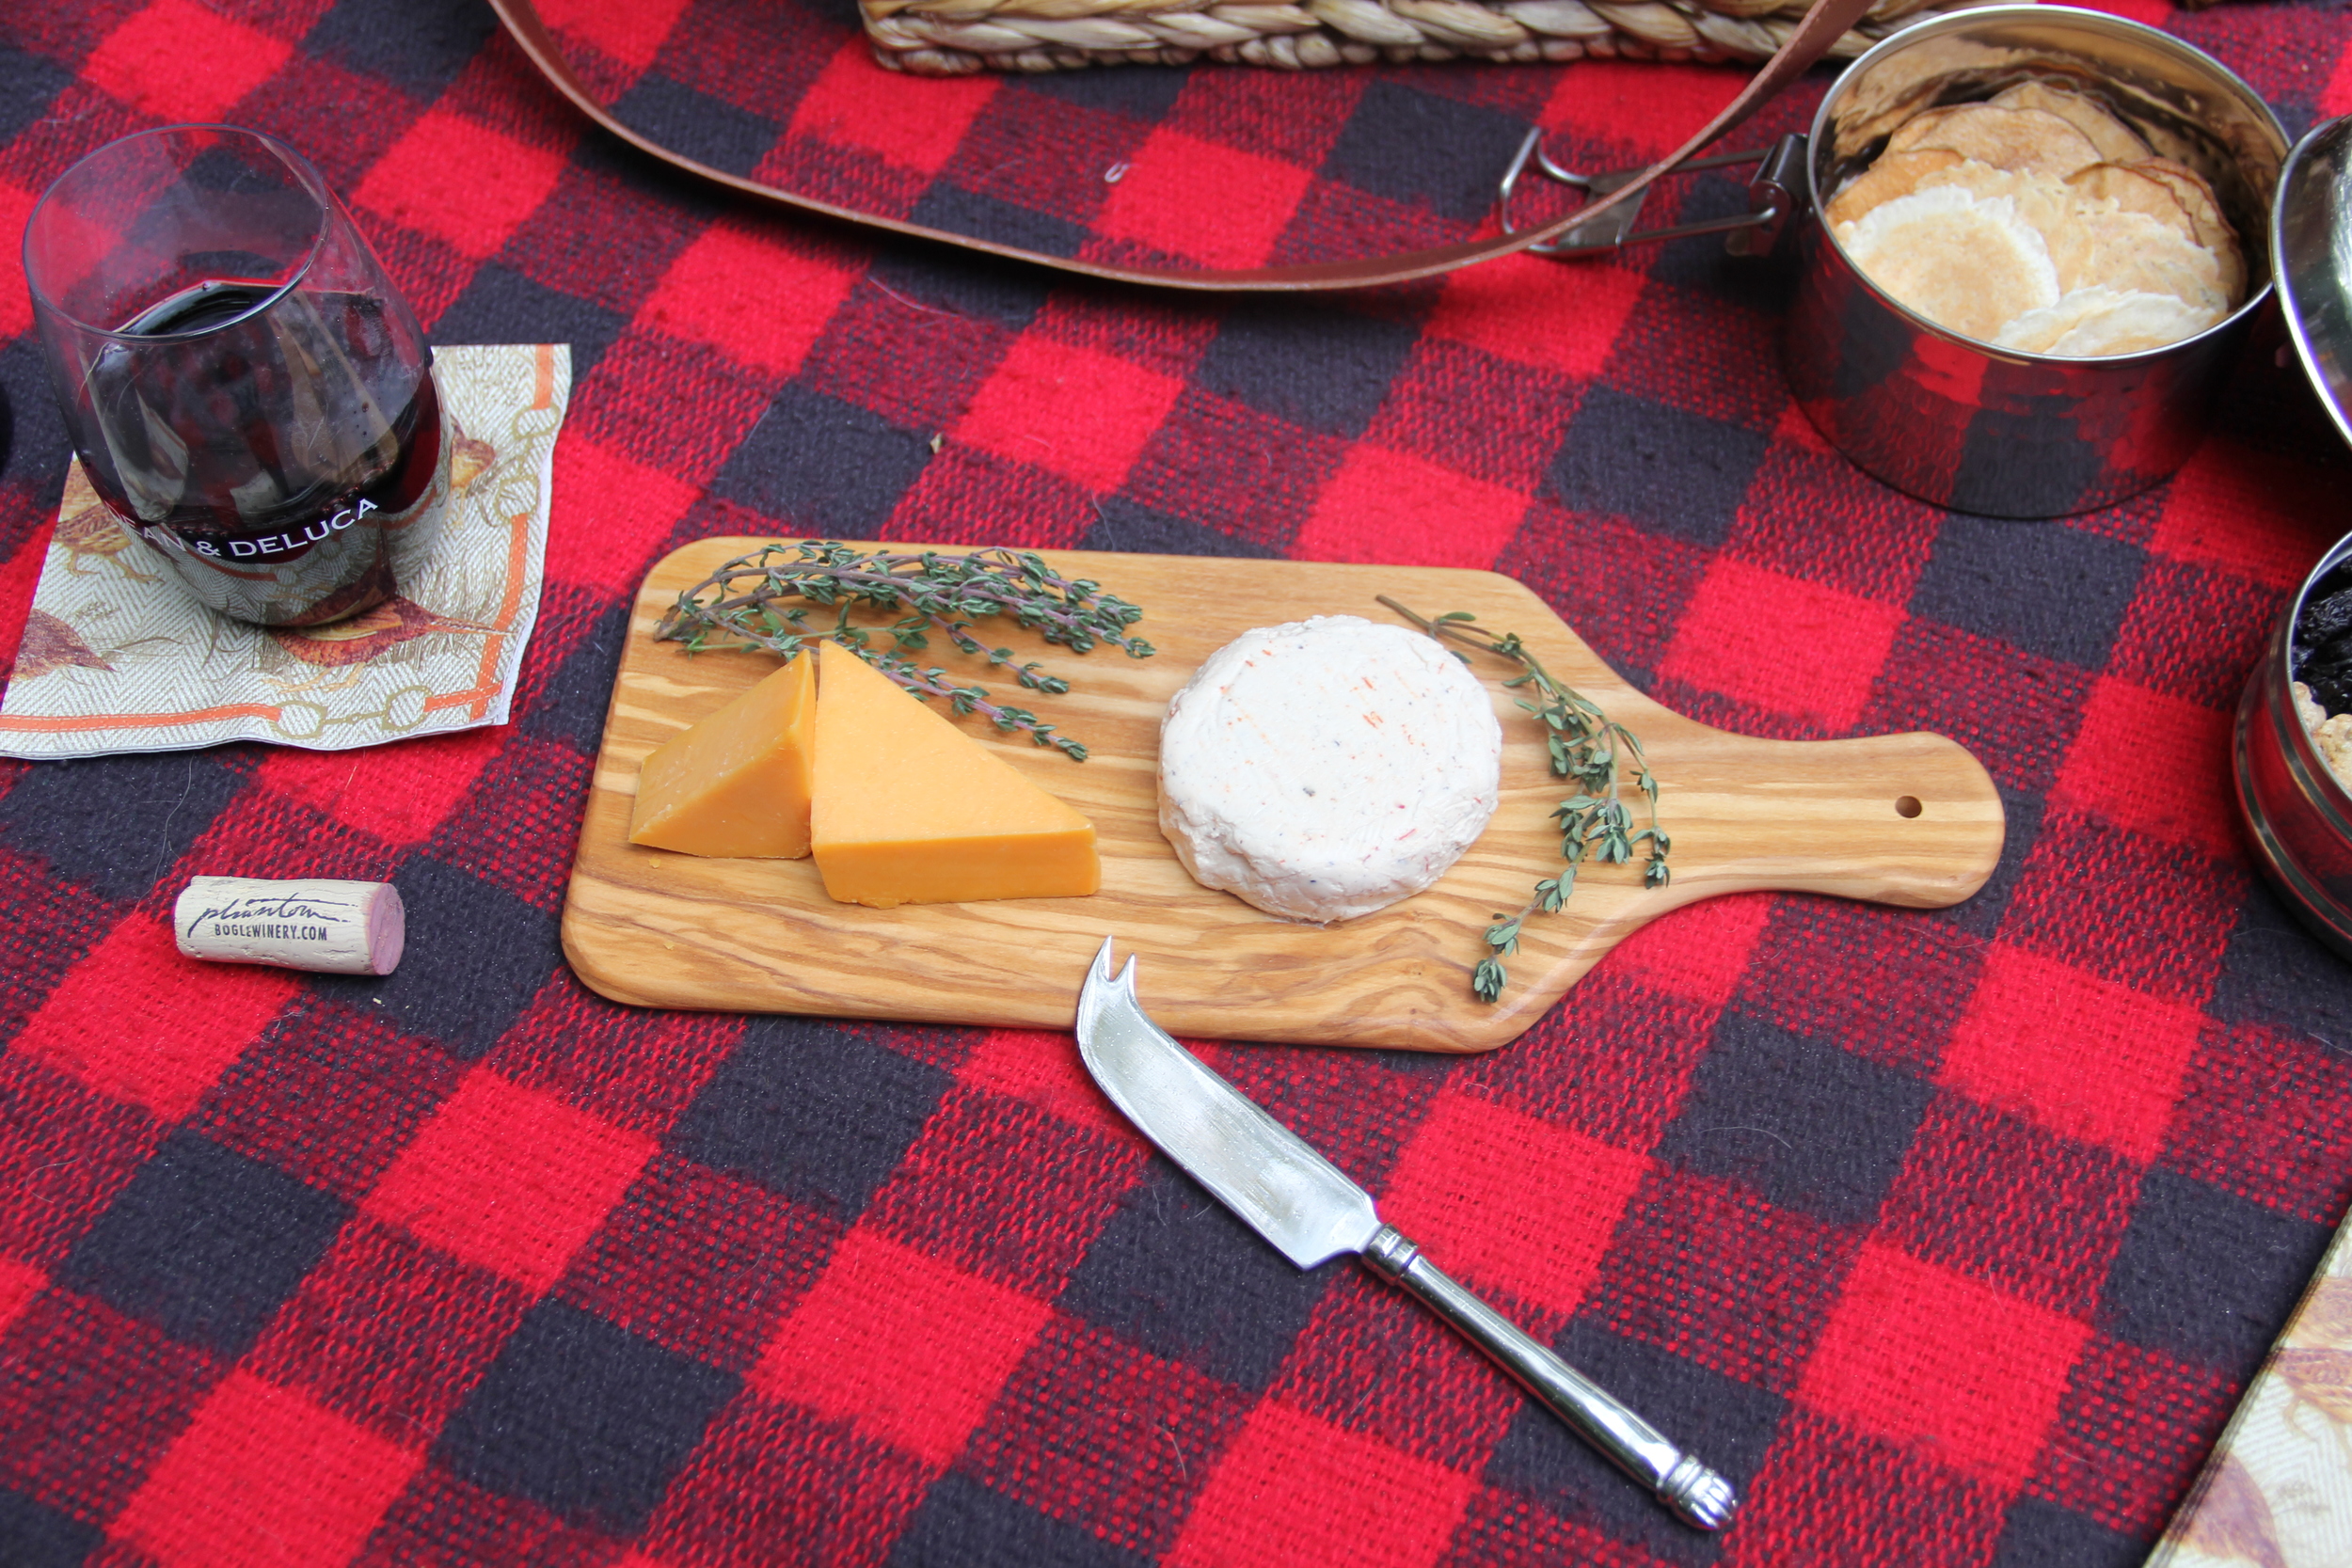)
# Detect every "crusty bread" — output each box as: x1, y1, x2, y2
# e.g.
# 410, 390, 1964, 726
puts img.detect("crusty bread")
1839, 187, 2060, 343
1887, 103, 2103, 179
1823, 149, 1965, 228
1829, 79, 2243, 357
1991, 79, 2153, 163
